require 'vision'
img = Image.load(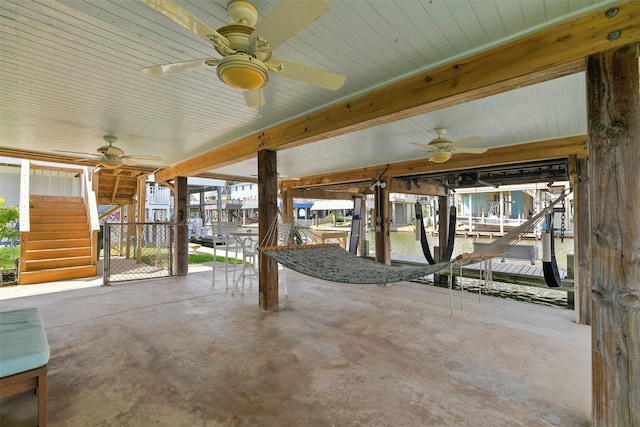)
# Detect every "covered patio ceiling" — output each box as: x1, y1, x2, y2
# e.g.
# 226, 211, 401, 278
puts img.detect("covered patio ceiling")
1, 1, 636, 187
